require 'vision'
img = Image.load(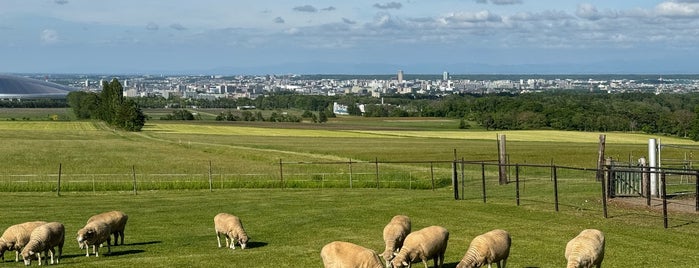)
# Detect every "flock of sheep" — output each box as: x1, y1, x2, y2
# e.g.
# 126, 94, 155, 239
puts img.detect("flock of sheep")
321, 215, 606, 268
1, 210, 604, 267
0, 211, 251, 266
0, 210, 128, 266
